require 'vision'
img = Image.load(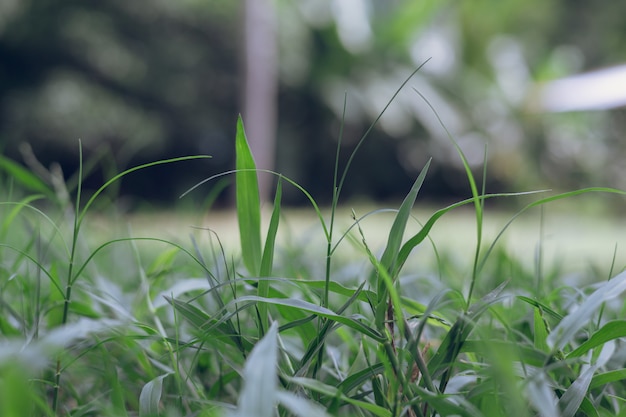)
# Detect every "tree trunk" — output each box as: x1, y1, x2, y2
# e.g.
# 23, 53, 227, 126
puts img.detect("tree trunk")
242, 0, 278, 203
